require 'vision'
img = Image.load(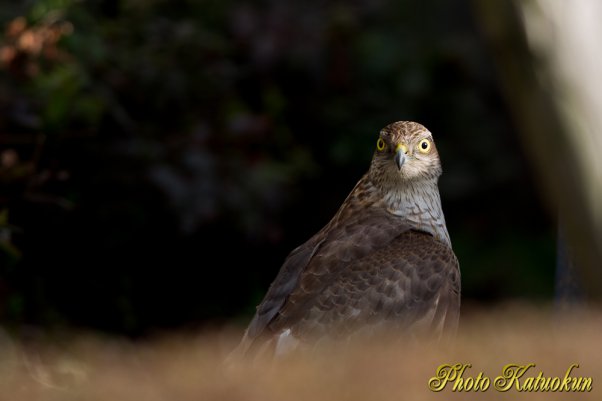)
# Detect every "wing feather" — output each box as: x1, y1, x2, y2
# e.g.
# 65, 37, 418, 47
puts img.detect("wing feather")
237, 207, 411, 355
235, 209, 460, 357
273, 230, 460, 342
